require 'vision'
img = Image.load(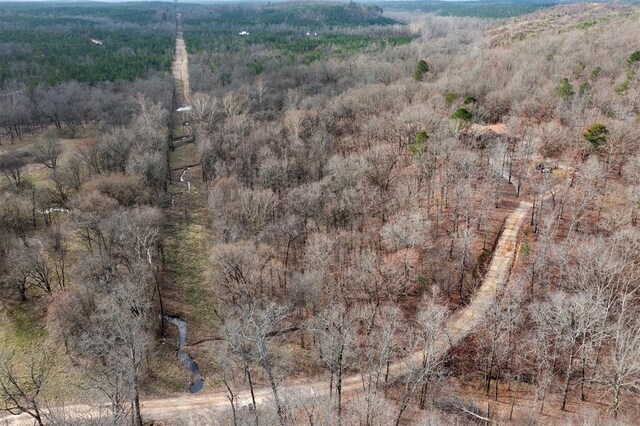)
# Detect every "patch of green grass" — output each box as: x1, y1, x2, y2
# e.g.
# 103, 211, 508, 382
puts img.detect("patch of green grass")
144, 340, 189, 395
164, 175, 218, 339
170, 121, 193, 144
166, 218, 218, 334
576, 19, 597, 30
615, 78, 630, 95
0, 303, 81, 399
170, 142, 198, 171
152, 174, 223, 392
0, 302, 47, 352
